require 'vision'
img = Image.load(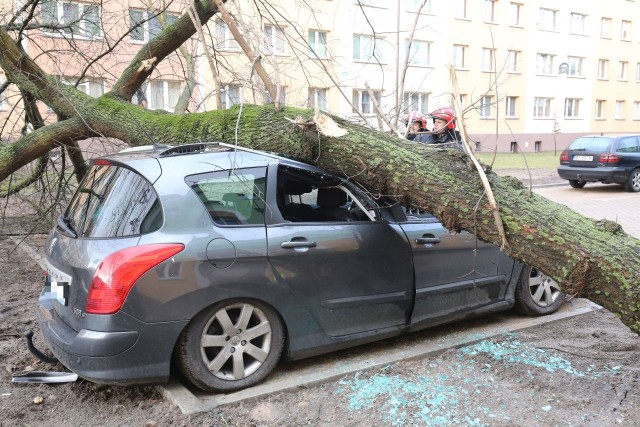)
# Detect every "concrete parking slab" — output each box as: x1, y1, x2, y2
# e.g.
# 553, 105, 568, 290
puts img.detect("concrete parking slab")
159, 298, 602, 415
